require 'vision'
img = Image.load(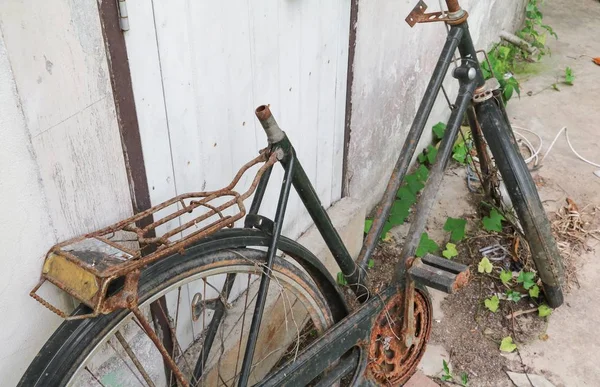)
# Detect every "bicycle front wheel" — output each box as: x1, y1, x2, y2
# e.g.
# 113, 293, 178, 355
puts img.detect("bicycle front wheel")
20, 247, 340, 386
475, 97, 565, 308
